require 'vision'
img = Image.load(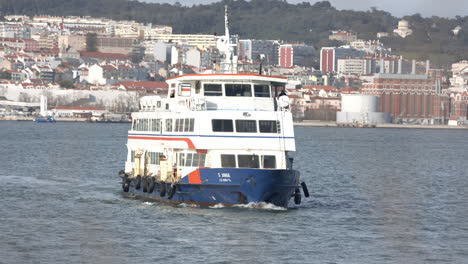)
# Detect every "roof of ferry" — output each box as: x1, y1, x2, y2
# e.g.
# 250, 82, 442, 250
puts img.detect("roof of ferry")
166, 73, 288, 83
